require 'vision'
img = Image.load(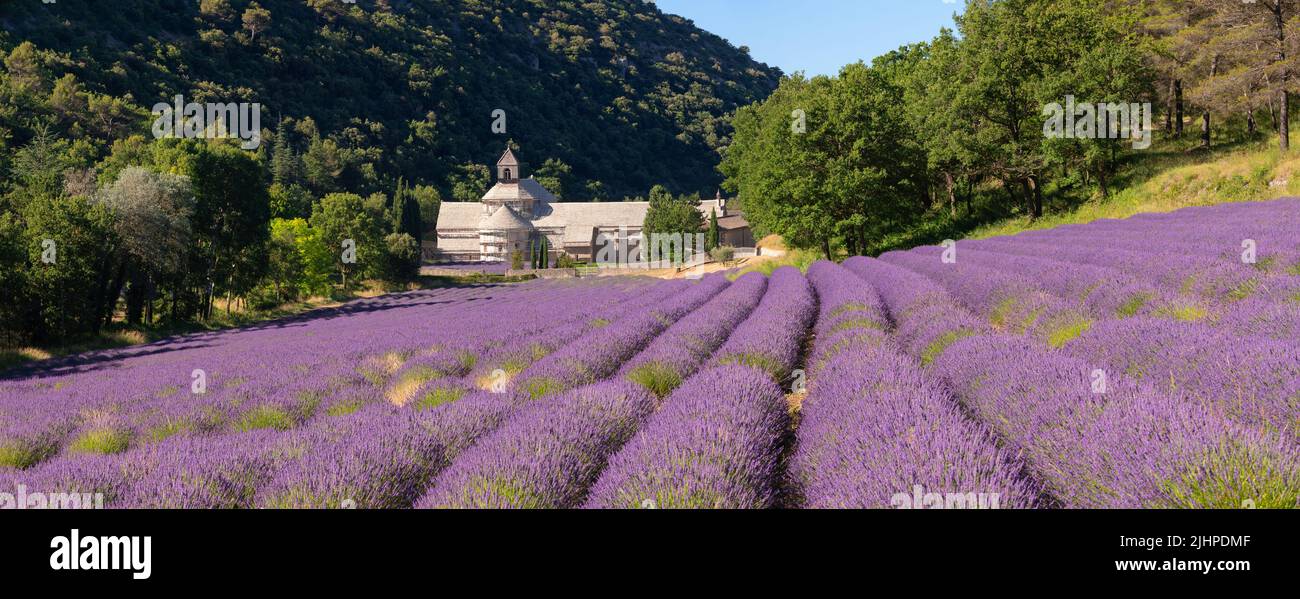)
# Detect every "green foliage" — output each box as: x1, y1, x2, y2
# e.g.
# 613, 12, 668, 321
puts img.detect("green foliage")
721, 62, 925, 257
67, 427, 133, 455
309, 192, 381, 288
20, 194, 119, 342
234, 405, 295, 432
707, 208, 720, 250
643, 185, 704, 261
709, 244, 735, 264
625, 362, 683, 398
